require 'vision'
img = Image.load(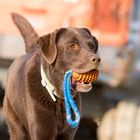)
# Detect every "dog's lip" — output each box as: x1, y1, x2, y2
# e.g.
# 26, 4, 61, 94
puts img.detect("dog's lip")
71, 77, 92, 92
72, 68, 97, 74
